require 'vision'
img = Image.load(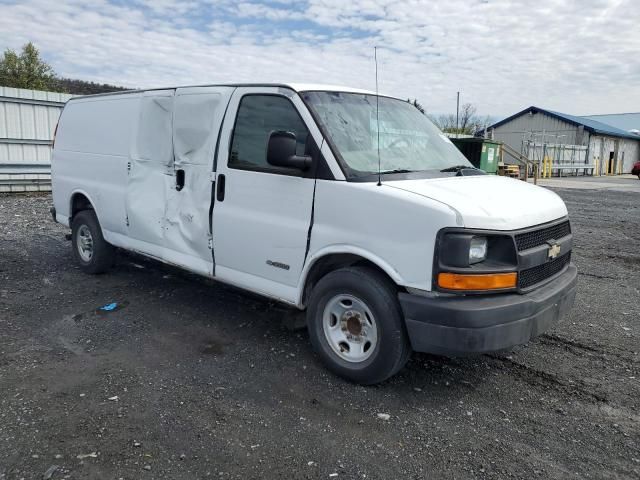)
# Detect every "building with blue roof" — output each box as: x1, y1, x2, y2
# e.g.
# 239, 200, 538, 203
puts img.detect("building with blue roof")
581, 113, 640, 136
488, 106, 640, 176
